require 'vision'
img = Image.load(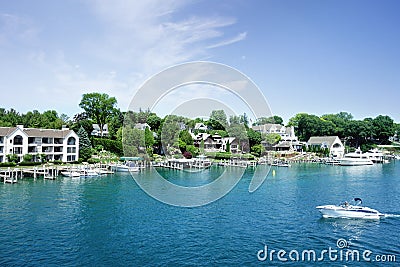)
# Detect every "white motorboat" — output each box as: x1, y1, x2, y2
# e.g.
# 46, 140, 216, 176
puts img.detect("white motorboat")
277, 162, 291, 167
110, 163, 140, 172
316, 198, 384, 219
80, 169, 99, 177
110, 157, 142, 172
193, 155, 212, 168
60, 171, 81, 177
339, 148, 374, 166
